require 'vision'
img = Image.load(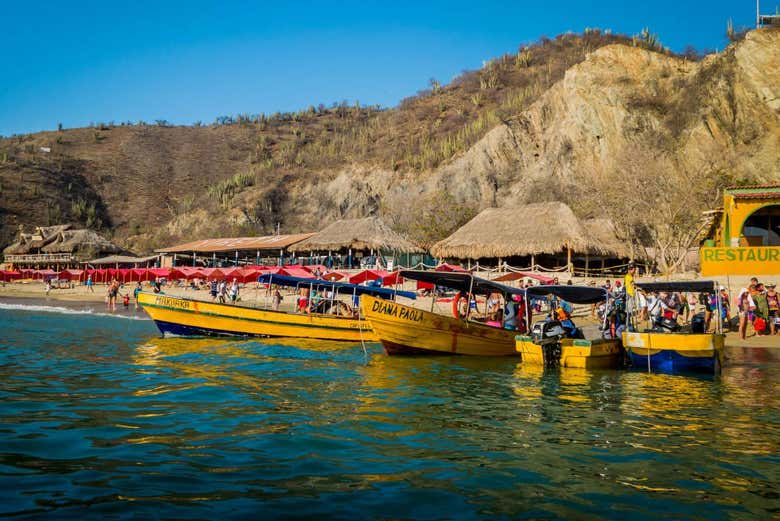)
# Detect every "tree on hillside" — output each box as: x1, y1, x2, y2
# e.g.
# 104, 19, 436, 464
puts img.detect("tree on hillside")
584, 144, 734, 273
381, 190, 478, 248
